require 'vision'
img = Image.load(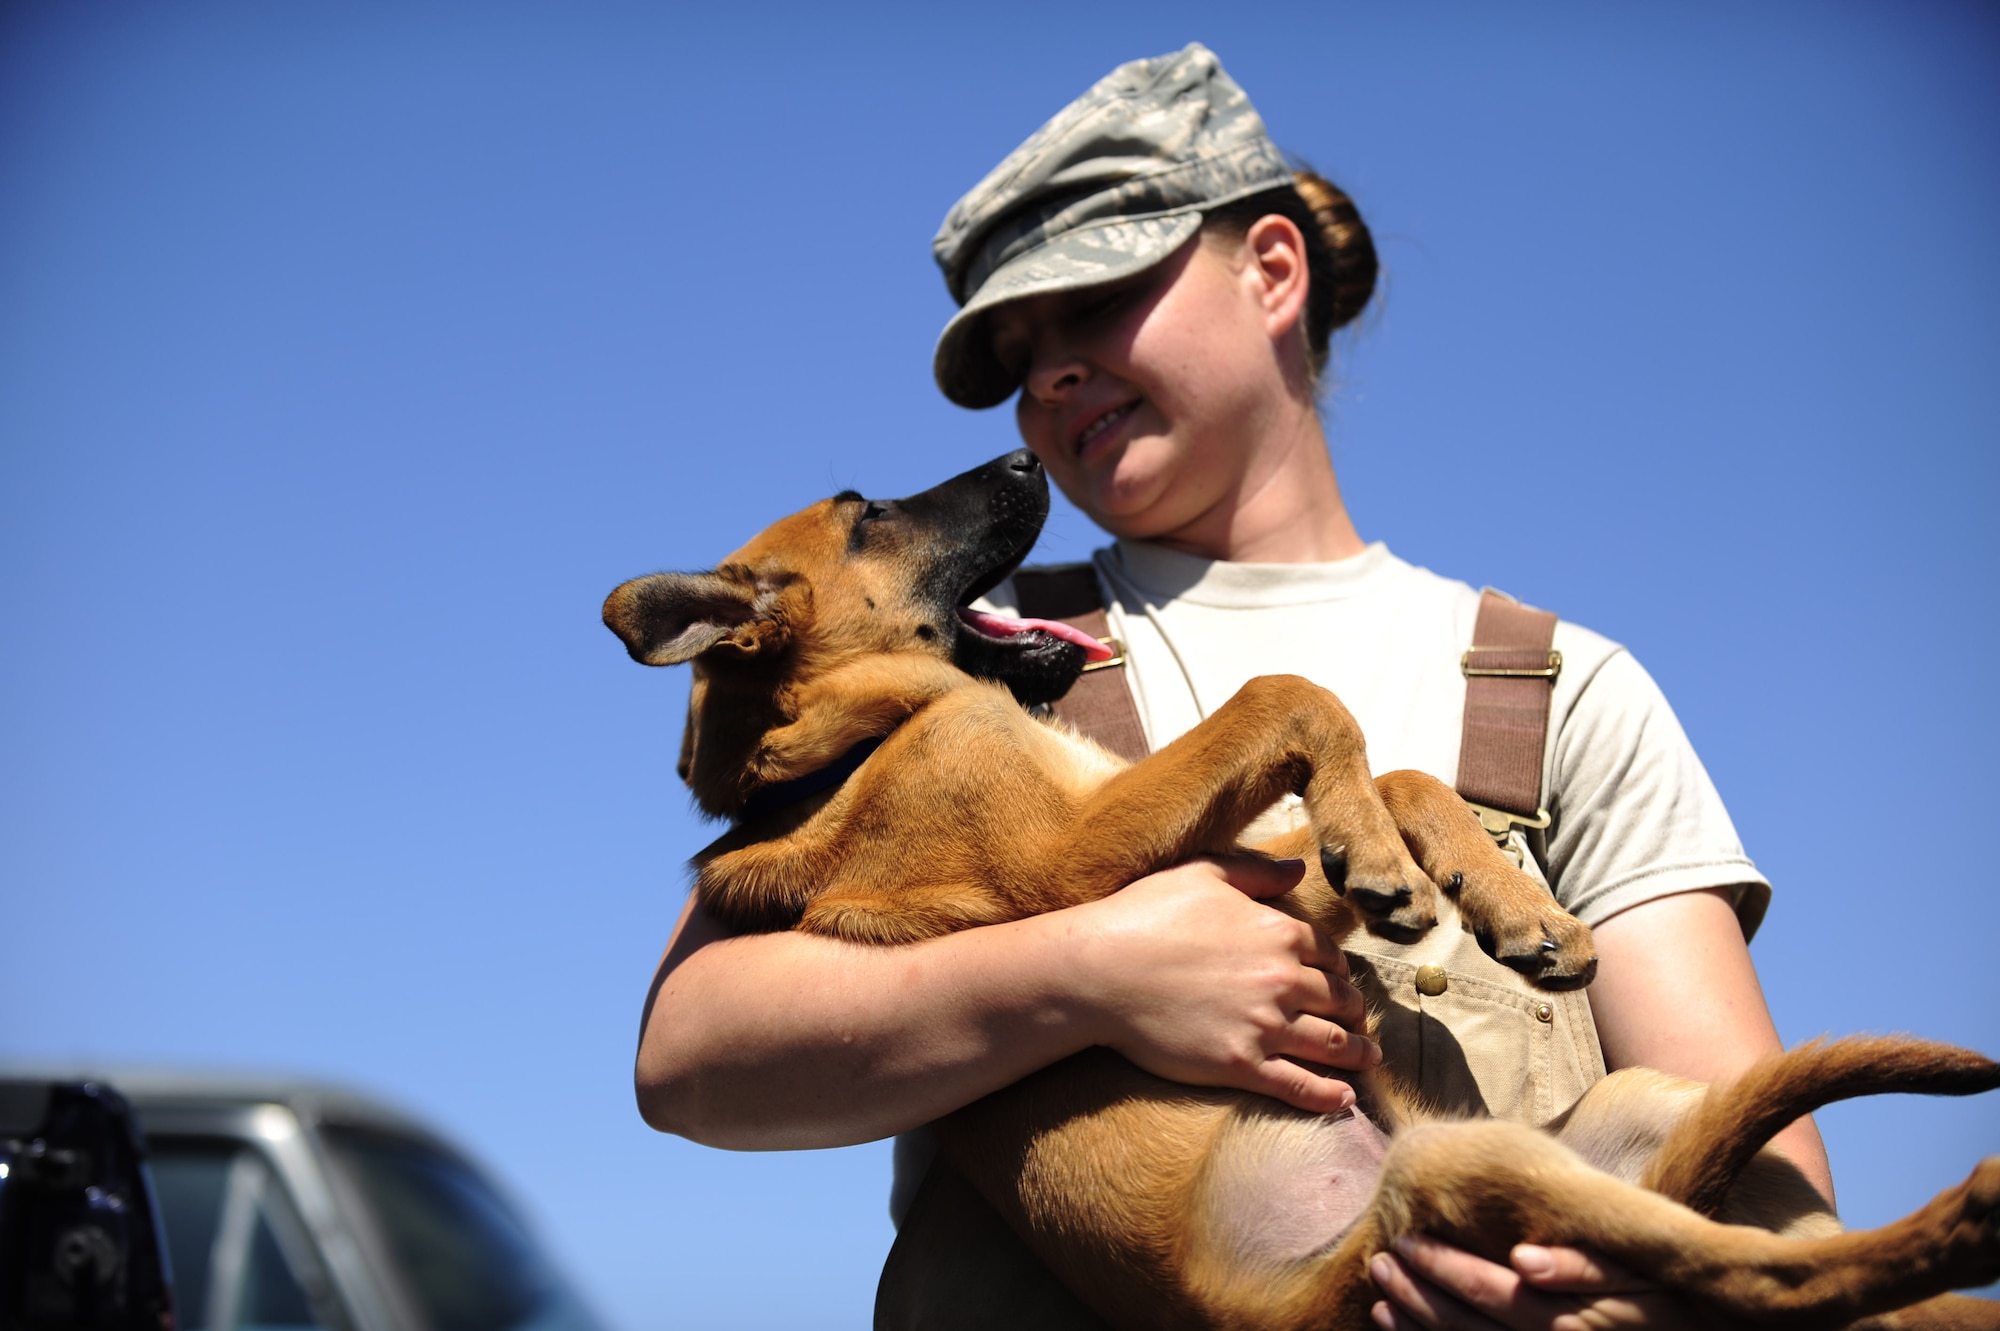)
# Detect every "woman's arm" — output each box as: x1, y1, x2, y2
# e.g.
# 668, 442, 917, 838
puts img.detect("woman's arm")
636, 854, 1380, 1149
1370, 886, 1830, 1329
1587, 886, 1832, 1199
